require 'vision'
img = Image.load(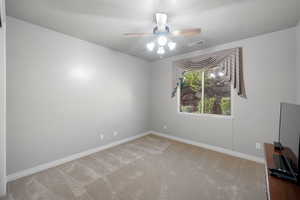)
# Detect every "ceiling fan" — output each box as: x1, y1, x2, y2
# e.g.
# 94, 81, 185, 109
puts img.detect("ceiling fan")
123, 13, 201, 55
